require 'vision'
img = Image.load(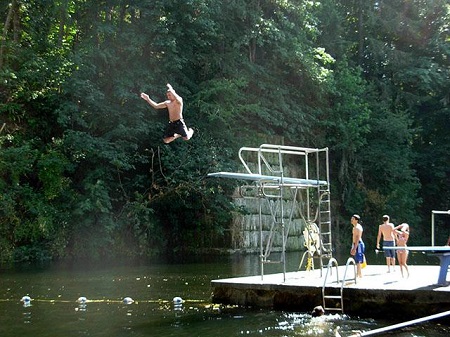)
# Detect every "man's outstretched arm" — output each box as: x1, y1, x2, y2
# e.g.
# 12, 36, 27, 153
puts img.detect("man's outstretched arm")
166, 83, 183, 104
140, 92, 167, 109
